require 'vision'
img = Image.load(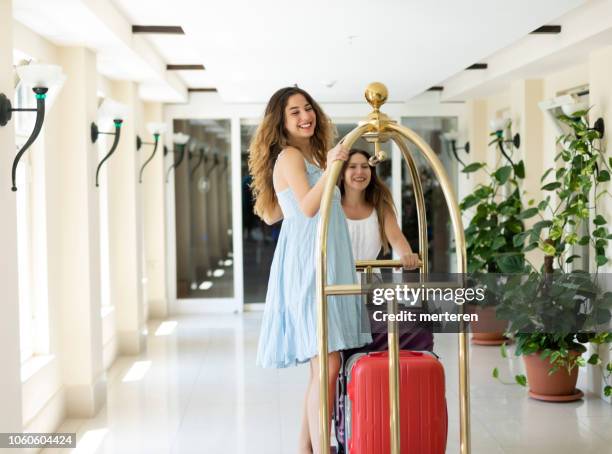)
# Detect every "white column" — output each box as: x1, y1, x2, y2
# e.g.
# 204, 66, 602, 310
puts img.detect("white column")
511, 79, 544, 269
510, 79, 544, 205
54, 46, 106, 417
465, 99, 488, 189
108, 81, 146, 354
231, 116, 243, 310
0, 0, 24, 433
142, 102, 168, 318
587, 46, 612, 402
